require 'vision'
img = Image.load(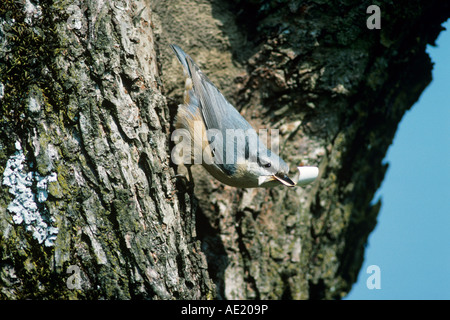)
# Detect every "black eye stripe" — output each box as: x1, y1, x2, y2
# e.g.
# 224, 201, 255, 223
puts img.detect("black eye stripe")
257, 157, 271, 168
